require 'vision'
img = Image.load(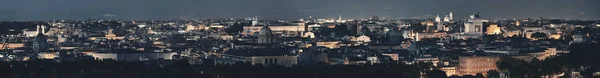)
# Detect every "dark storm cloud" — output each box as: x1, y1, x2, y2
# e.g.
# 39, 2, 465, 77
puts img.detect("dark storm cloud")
0, 0, 598, 20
